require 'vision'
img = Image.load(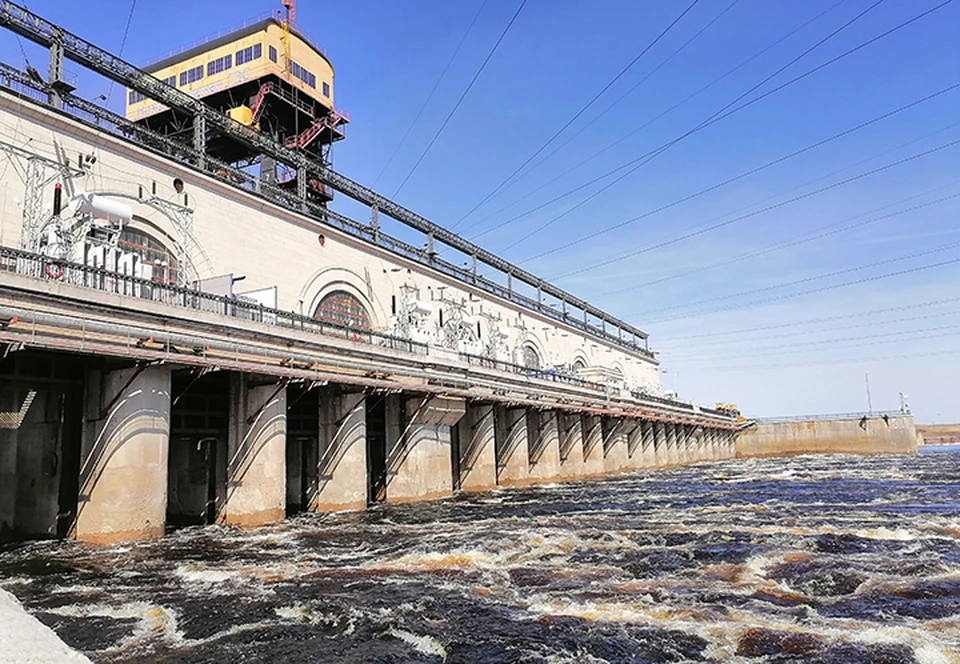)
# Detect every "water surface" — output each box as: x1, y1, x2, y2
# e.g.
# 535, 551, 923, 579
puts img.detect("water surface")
1, 449, 958, 663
